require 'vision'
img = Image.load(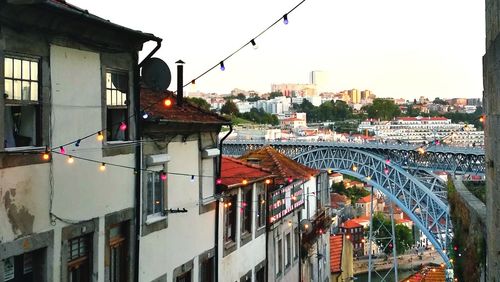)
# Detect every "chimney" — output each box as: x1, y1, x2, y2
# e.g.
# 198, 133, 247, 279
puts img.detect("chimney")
176, 60, 185, 106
